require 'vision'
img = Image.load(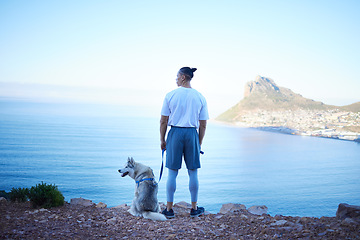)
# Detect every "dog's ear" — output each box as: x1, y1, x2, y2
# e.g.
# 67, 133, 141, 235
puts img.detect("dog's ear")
127, 157, 135, 167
